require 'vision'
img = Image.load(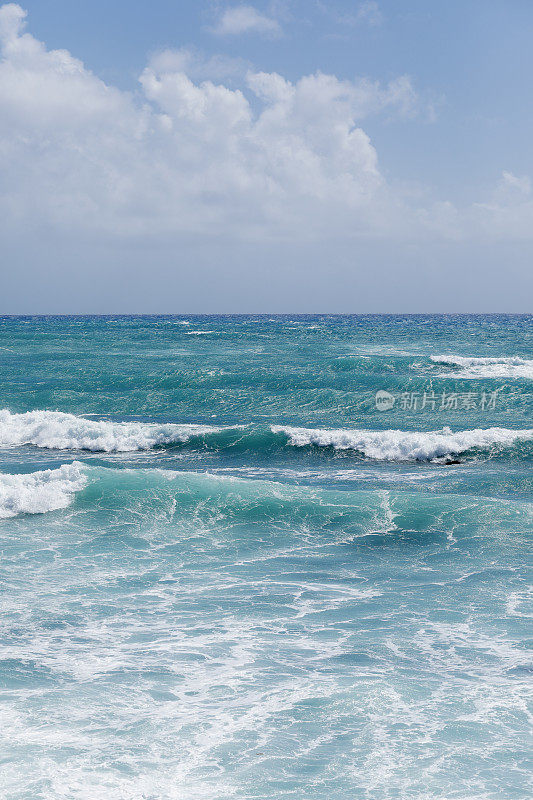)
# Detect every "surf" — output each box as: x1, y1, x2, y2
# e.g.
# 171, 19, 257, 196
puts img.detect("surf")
431, 355, 533, 379
0, 409, 241, 452
0, 462, 86, 518
1, 409, 531, 462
